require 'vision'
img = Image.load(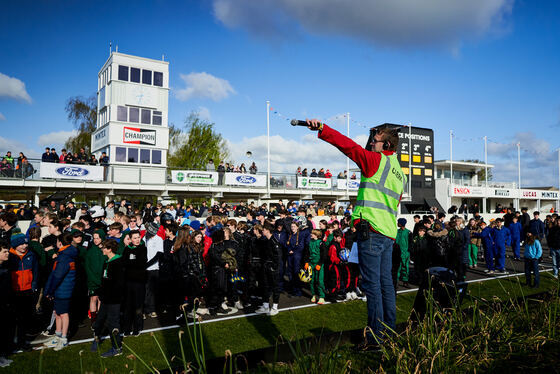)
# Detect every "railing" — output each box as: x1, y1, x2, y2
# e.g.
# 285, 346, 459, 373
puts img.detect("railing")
0, 159, 361, 193
436, 177, 517, 189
